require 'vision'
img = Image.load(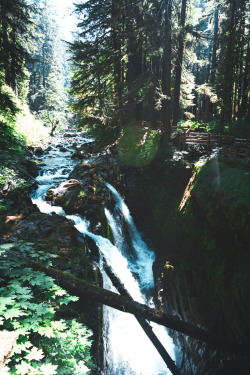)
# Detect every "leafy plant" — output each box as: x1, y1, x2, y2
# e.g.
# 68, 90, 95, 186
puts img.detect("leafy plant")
0, 242, 95, 374
0, 167, 25, 190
